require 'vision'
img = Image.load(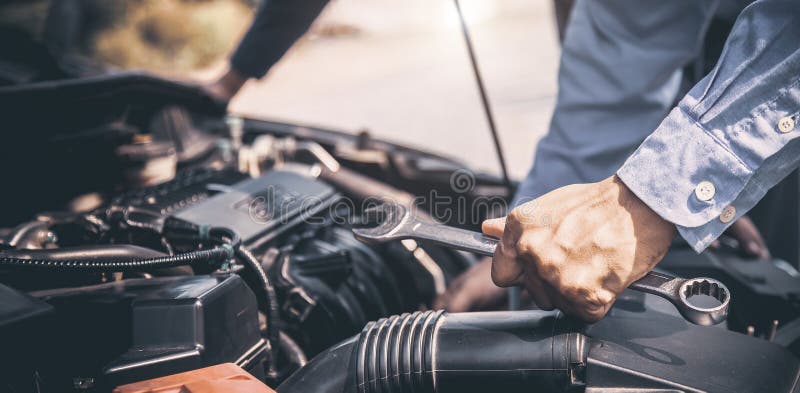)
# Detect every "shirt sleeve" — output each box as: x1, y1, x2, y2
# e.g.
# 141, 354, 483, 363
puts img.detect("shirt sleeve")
616, 0, 800, 252
230, 0, 330, 79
